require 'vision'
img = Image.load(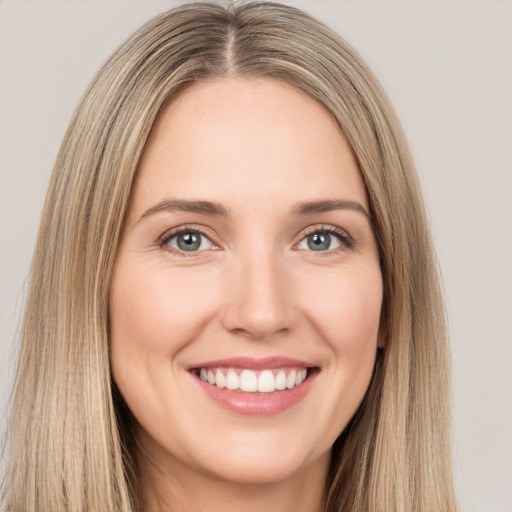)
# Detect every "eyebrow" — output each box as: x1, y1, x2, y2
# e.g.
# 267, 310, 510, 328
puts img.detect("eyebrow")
139, 199, 229, 221
291, 199, 370, 219
138, 198, 370, 222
